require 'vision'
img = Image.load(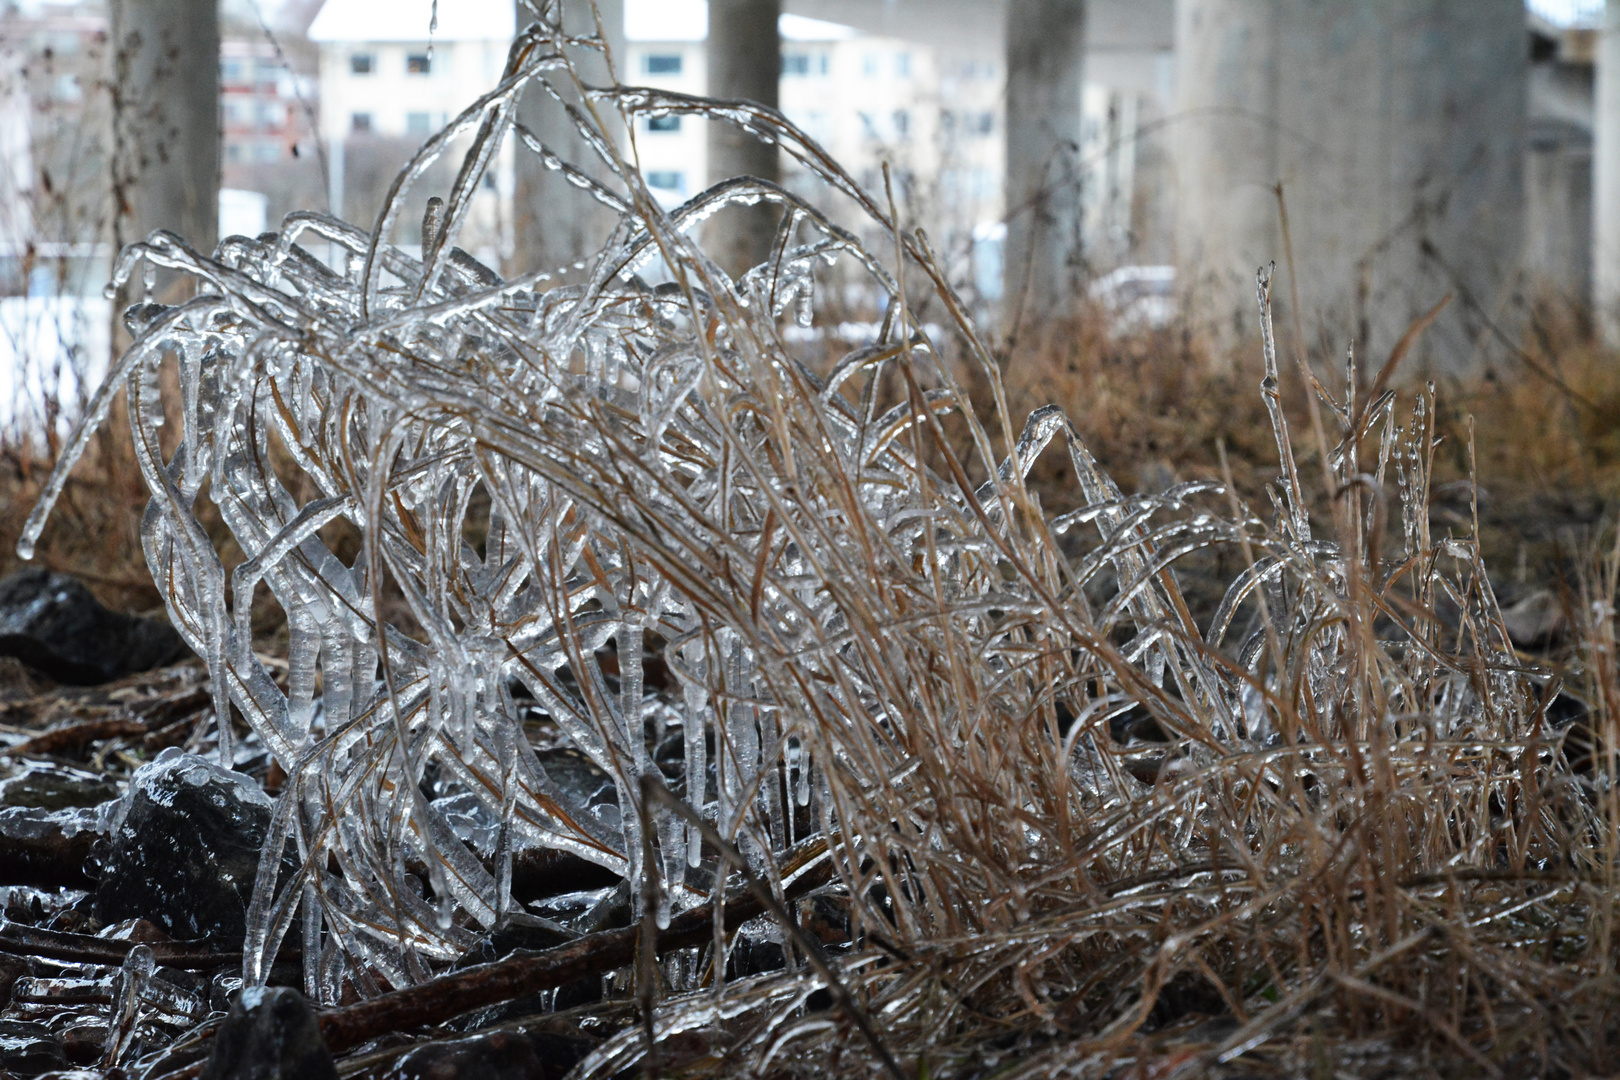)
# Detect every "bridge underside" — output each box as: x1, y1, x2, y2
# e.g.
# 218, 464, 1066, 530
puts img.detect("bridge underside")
782, 0, 1173, 97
